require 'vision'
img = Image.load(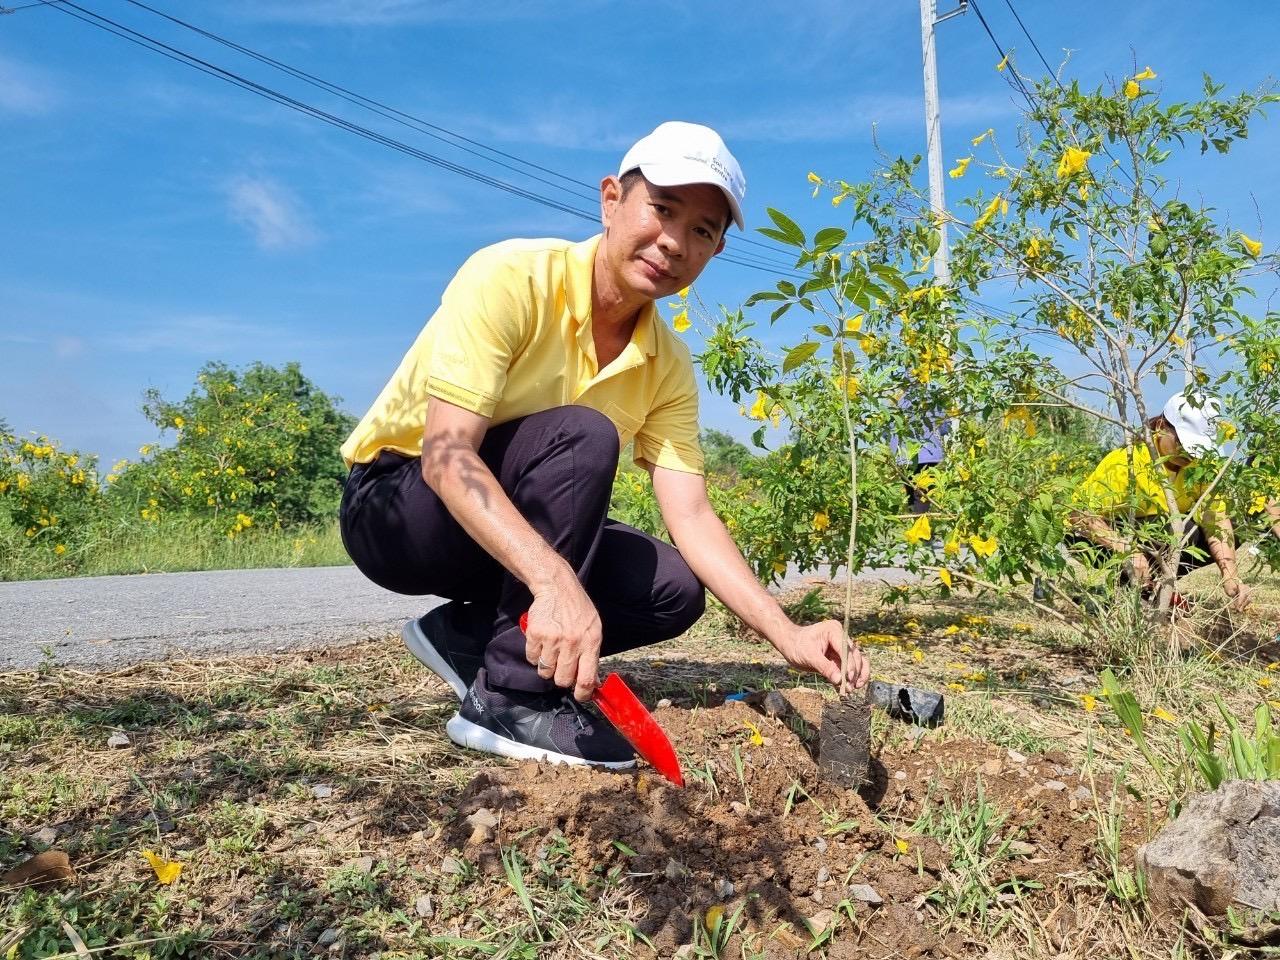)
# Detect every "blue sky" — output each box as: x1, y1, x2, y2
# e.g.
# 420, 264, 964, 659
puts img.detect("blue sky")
2, 0, 1277, 472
